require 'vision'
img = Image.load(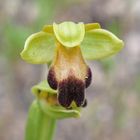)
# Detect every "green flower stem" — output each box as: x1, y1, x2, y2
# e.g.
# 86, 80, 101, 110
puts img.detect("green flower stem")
25, 100, 56, 140
38, 114, 56, 140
